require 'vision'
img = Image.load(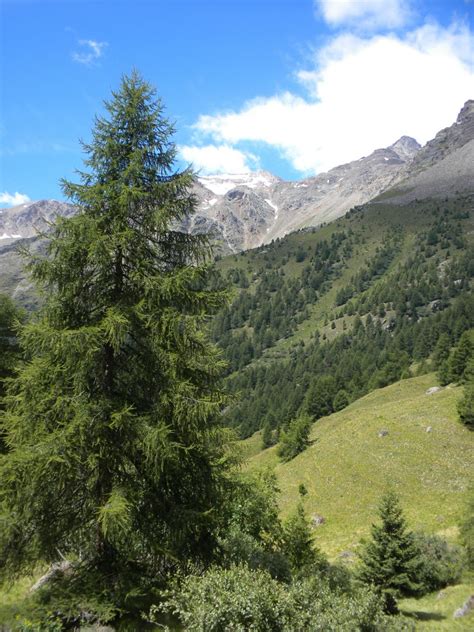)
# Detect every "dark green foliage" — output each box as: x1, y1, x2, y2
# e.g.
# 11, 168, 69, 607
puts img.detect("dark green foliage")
432, 332, 451, 369
225, 293, 474, 437
458, 380, 474, 428
262, 420, 277, 449
278, 414, 312, 462
0, 73, 232, 589
218, 471, 290, 581
282, 503, 321, 575
333, 389, 349, 412
411, 532, 464, 594
0, 294, 24, 452
460, 487, 474, 569
449, 330, 473, 382
358, 491, 421, 614
0, 294, 24, 399
212, 231, 353, 373
304, 376, 336, 419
